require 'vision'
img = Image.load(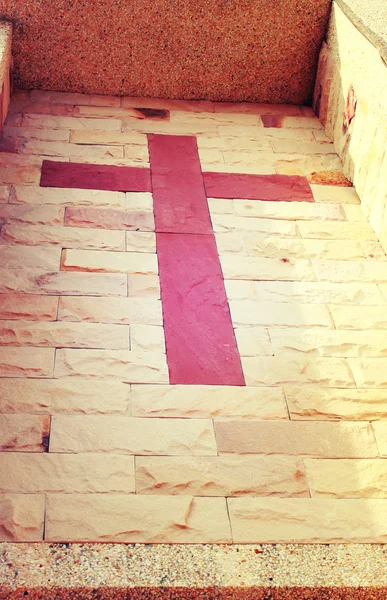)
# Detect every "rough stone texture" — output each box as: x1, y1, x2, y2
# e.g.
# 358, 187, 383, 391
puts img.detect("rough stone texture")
0, 294, 58, 320
349, 359, 387, 388
64, 207, 155, 231
305, 459, 387, 498
0, 346, 54, 378
372, 423, 387, 457
229, 301, 331, 327
220, 256, 315, 281
0, 495, 44, 541
0, 414, 50, 451
1, 224, 127, 250
0, 204, 65, 225
0, 244, 61, 270
11, 185, 125, 208
130, 325, 166, 353
61, 248, 158, 275
243, 236, 364, 260
329, 306, 387, 329
58, 296, 162, 325
270, 329, 387, 357
234, 328, 273, 357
